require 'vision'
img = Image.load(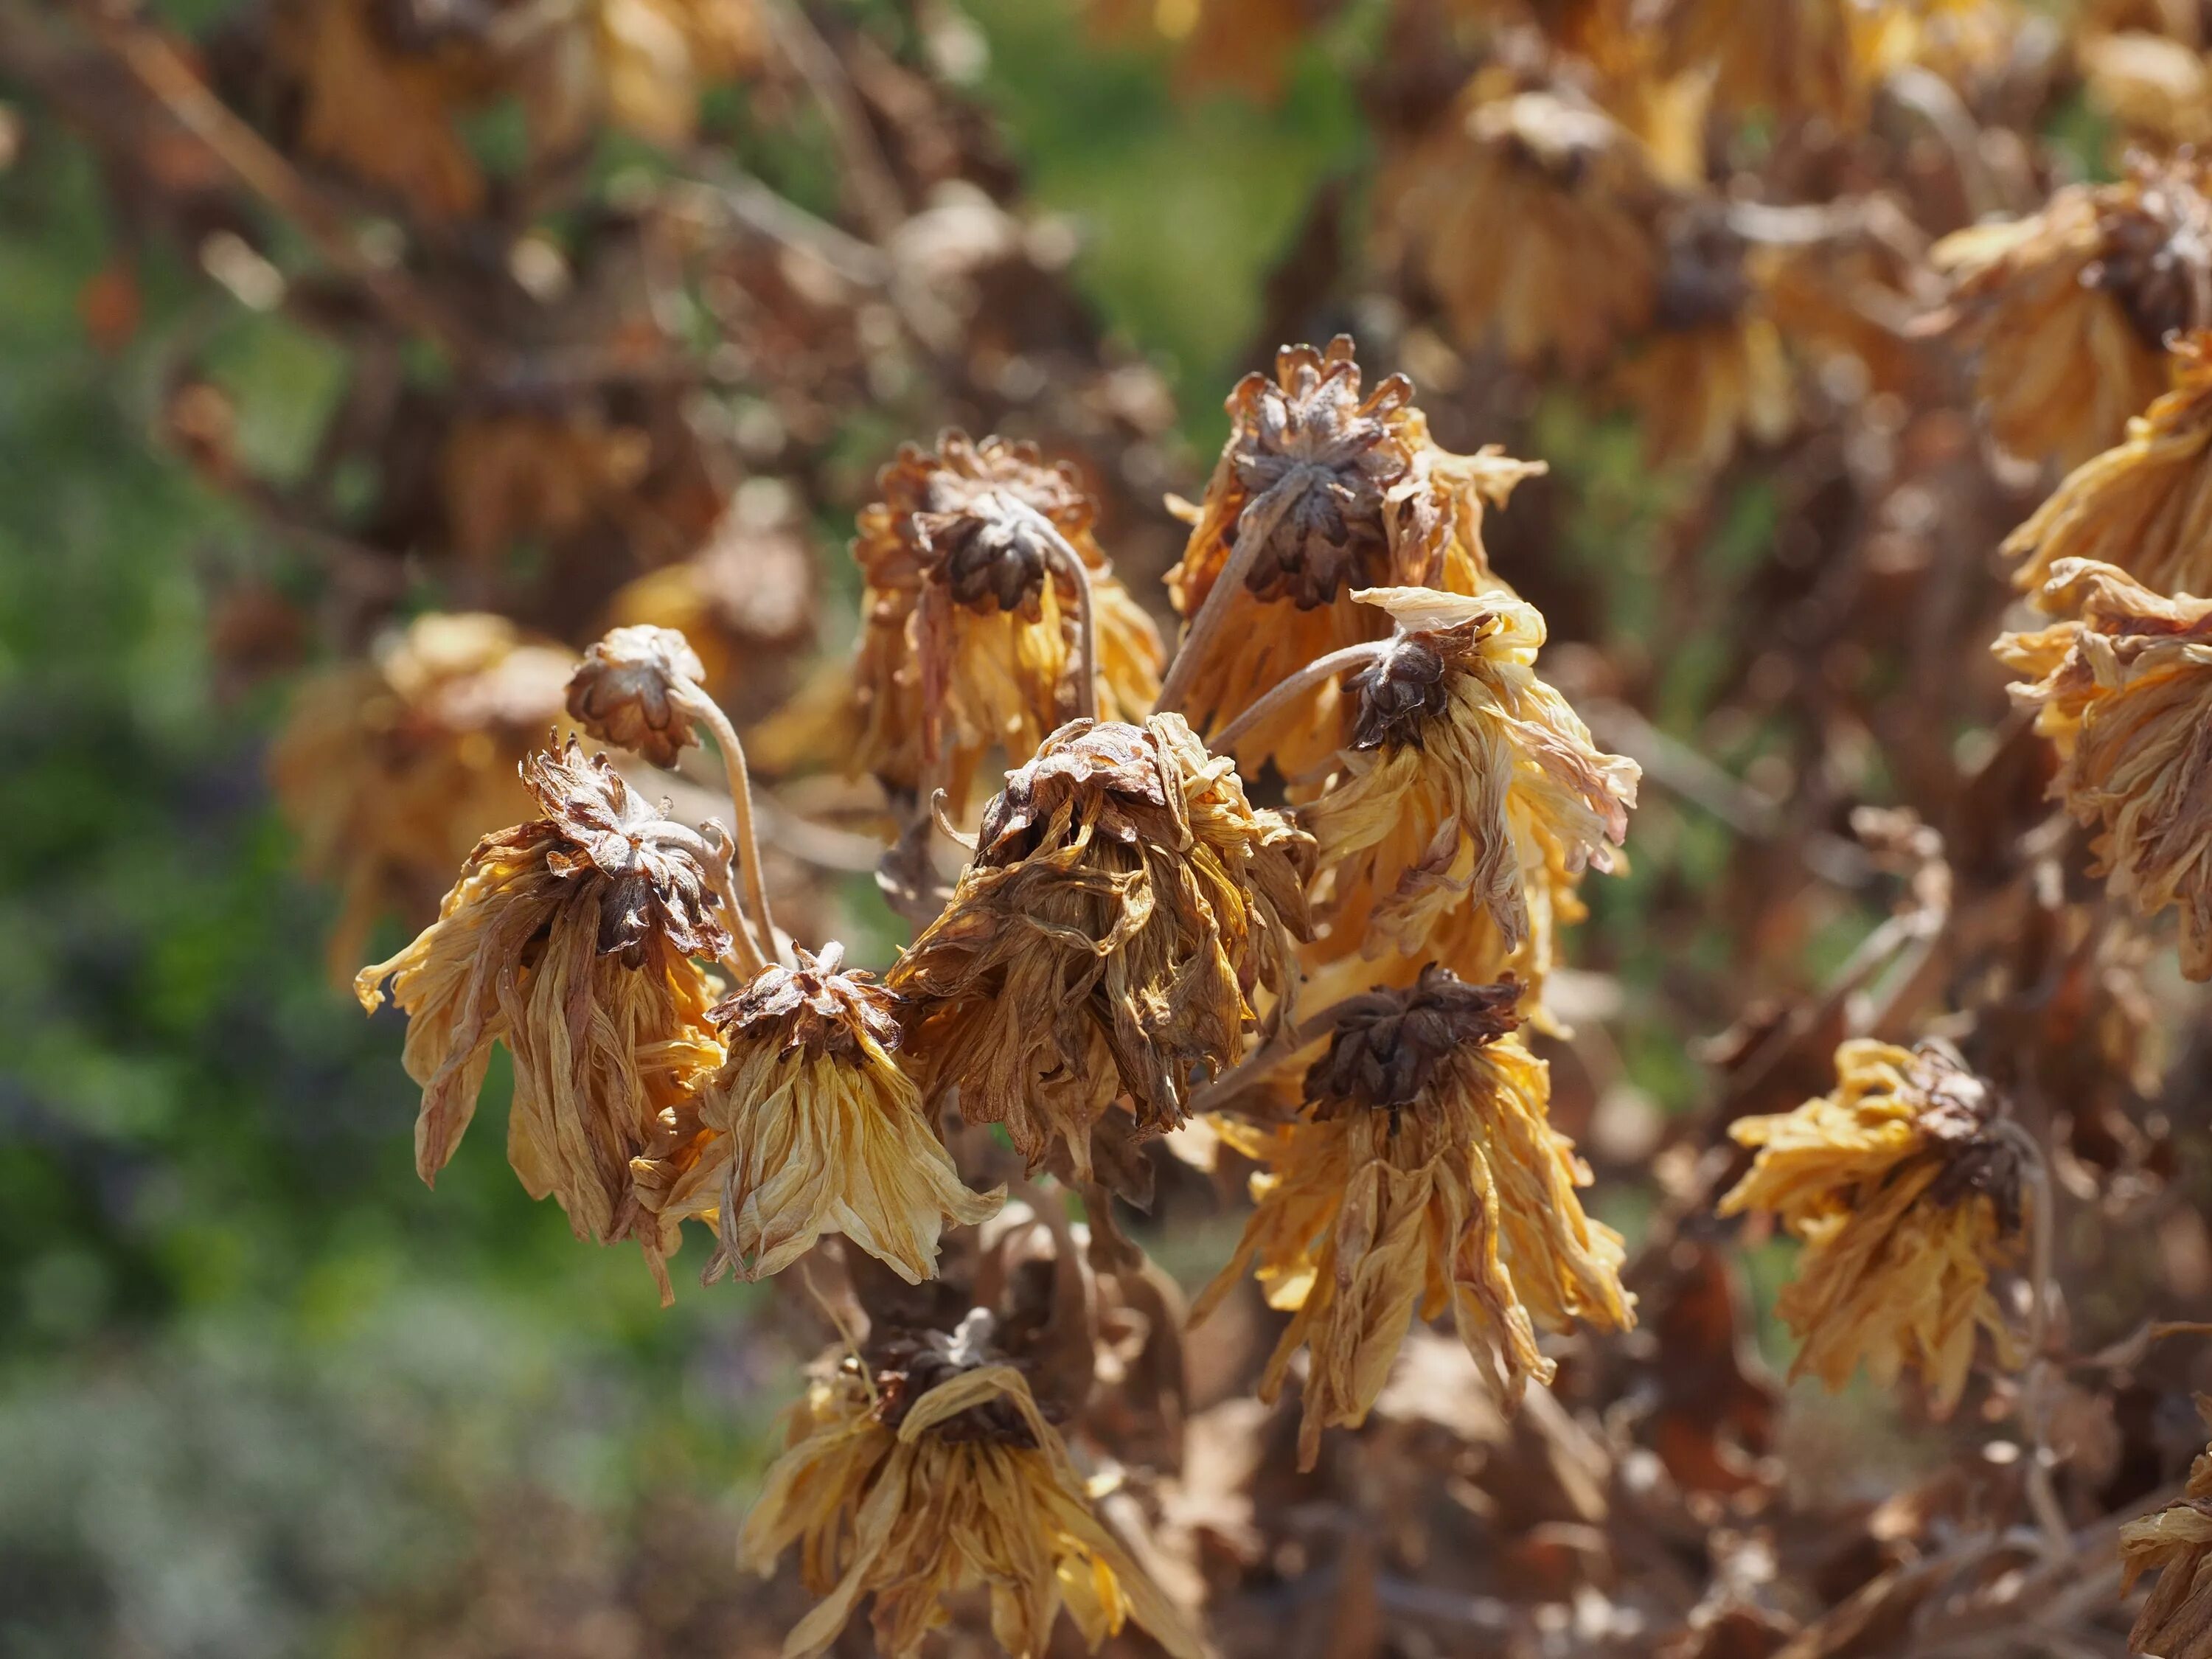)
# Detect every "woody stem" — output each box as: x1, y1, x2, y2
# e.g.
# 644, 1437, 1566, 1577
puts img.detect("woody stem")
674, 681, 785, 969
997, 496, 1099, 723
1211, 641, 1391, 754
1155, 471, 1313, 717
1994, 1116, 2067, 1558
